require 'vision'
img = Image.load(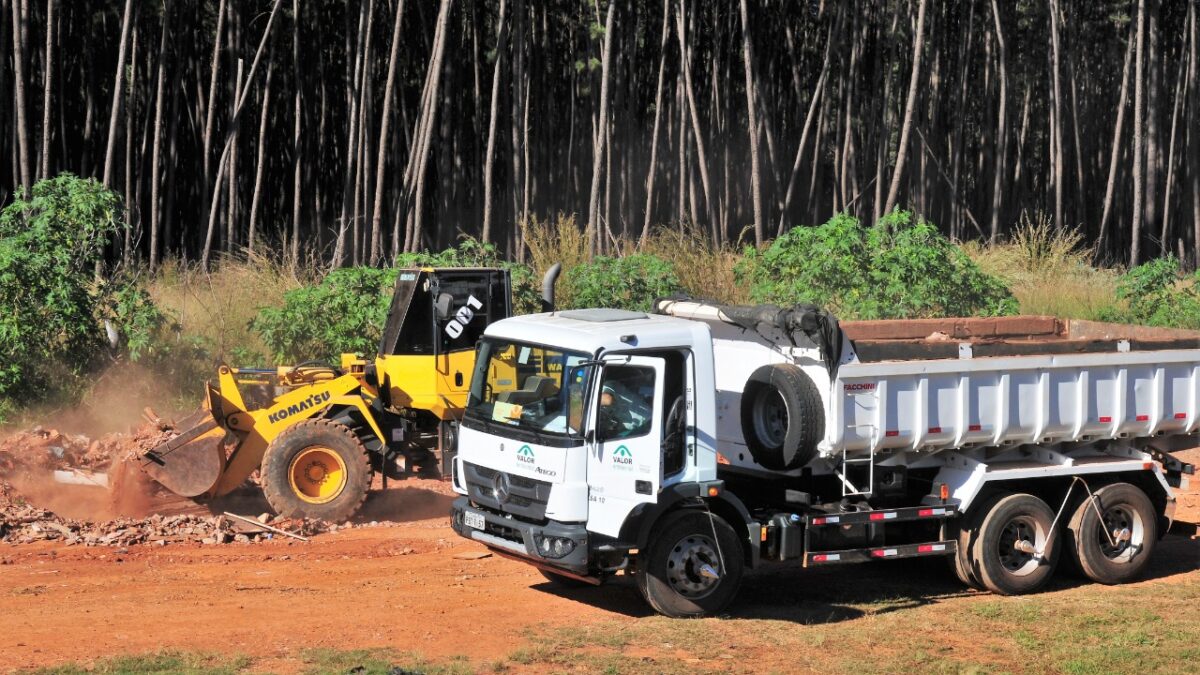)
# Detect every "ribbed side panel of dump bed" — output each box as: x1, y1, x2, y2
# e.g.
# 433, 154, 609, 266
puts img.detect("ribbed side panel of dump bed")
829, 350, 1200, 455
